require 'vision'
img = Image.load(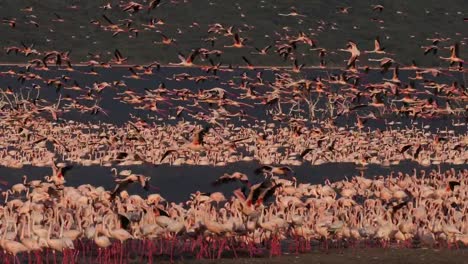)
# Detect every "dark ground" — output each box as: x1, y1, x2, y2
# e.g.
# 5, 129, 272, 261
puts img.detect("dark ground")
4, 244, 468, 264
144, 248, 468, 264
